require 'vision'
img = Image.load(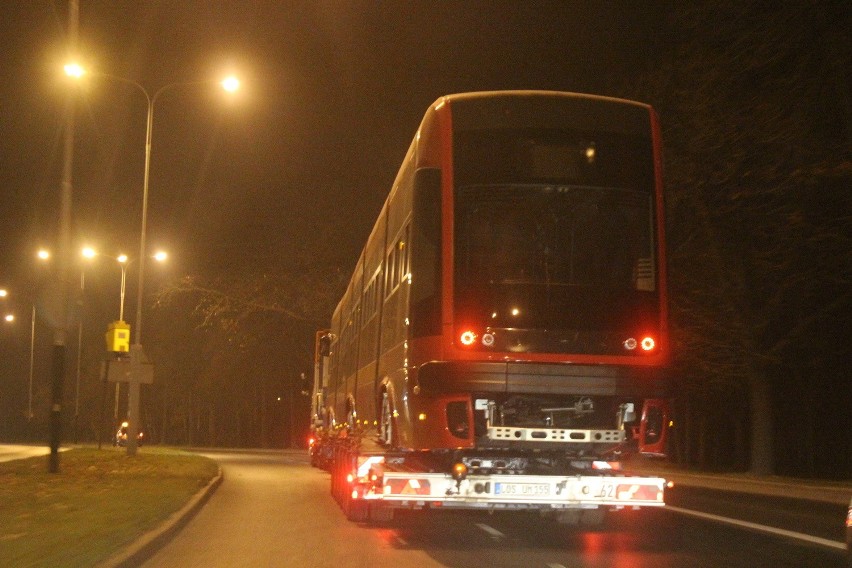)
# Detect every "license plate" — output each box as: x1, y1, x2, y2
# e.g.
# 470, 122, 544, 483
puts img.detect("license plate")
494, 482, 550, 496
592, 484, 616, 499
